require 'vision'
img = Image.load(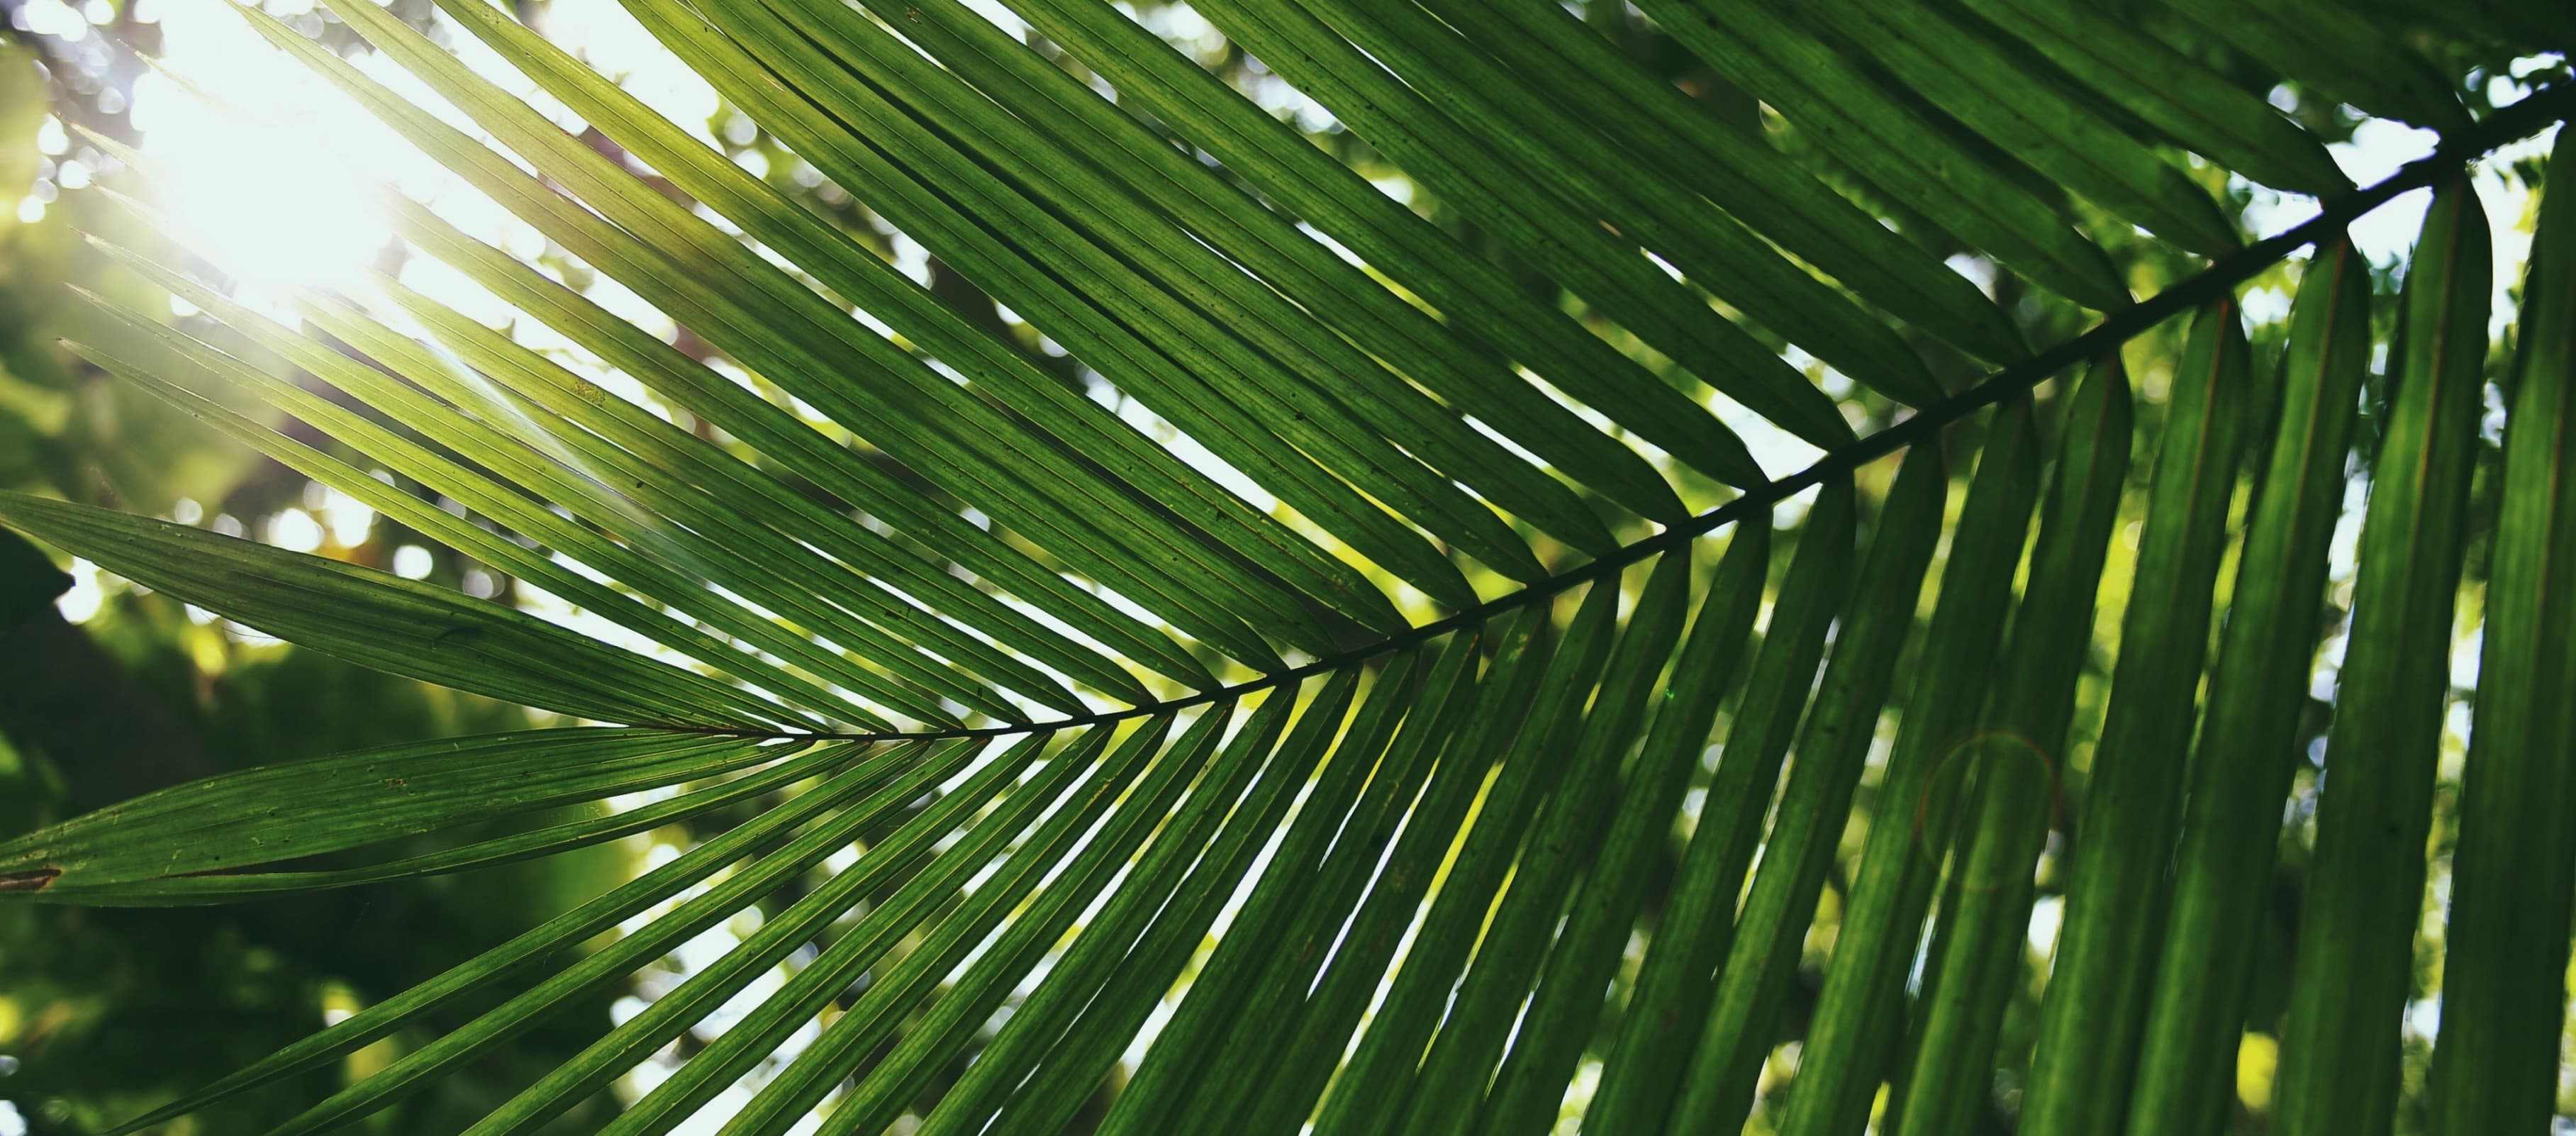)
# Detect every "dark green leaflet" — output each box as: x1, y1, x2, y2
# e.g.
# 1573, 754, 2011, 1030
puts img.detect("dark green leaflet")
1393, 552, 1693, 1136
1583, 480, 1859, 1134
1628, 0, 2132, 312
672, 719, 1185, 1136
0, 492, 777, 730
350, 282, 1089, 716
65, 314, 874, 730
2019, 302, 2253, 1136
57, 740, 869, 906
0, 729, 788, 895
257, 735, 1005, 1136
1307, 581, 1624, 1136
1410, 0, 2027, 367
269, 1, 1325, 664
808, 713, 1251, 1136
1953, 0, 2351, 196
1893, 355, 2133, 1136
998, 0, 1768, 487
2427, 134, 2576, 1136
843, 0, 1688, 527
1472, 520, 1773, 1135
1668, 440, 1947, 1134
88, 245, 968, 727
2125, 236, 2377, 1136
89, 737, 914, 1136
1188, 0, 1858, 452
993, 636, 1476, 1136
1124, 654, 1434, 1135
89, 254, 976, 728
428, 0, 1463, 630
594, 712, 1240, 1136
2159, 0, 2472, 131
1775, 400, 2043, 1136
369, 184, 1203, 695
749, 0, 1605, 567
1279, 0, 1946, 412
2271, 178, 2490, 1136
607, 0, 1484, 620
1263, 613, 1557, 1136
902, 688, 1312, 1136
1076, 663, 1382, 1136
722, 0, 1554, 591
983, 664, 1422, 1133
1800, 0, 2241, 257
